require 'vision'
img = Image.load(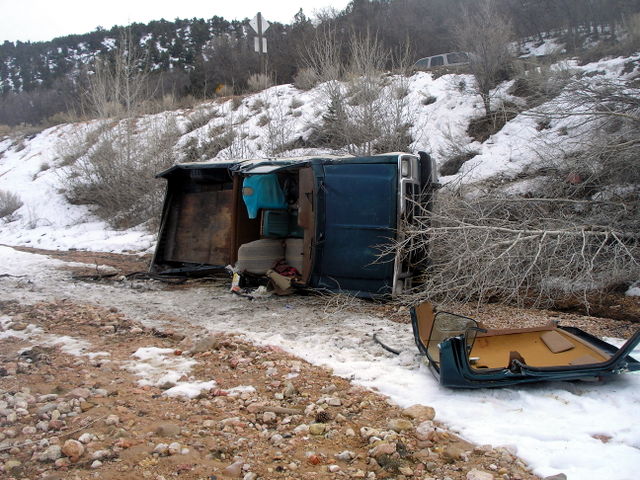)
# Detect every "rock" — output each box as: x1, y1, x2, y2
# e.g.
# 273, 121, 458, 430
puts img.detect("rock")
155, 423, 181, 437
168, 442, 181, 455
369, 442, 396, 459
37, 403, 58, 415
328, 465, 341, 472
154, 443, 169, 456
91, 449, 111, 460
38, 394, 58, 402
415, 421, 436, 441
91, 460, 103, 469
388, 418, 413, 432
10, 322, 27, 331
543, 475, 567, 480
309, 423, 326, 435
360, 427, 380, 440
4, 459, 21, 473
67, 388, 91, 399
466, 469, 494, 480
48, 419, 65, 431
39, 445, 62, 462
190, 335, 221, 354
326, 397, 342, 406
402, 404, 436, 422
224, 460, 244, 477
345, 428, 356, 437
54, 458, 71, 468
21, 426, 37, 435
36, 420, 49, 432
270, 434, 284, 445
262, 411, 276, 423
442, 445, 464, 462
62, 439, 85, 461
78, 433, 96, 444
130, 327, 144, 334
399, 466, 414, 475
105, 414, 120, 425
293, 424, 309, 435
243, 473, 258, 480
335, 450, 355, 462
